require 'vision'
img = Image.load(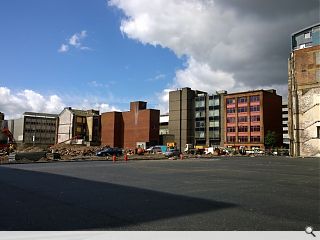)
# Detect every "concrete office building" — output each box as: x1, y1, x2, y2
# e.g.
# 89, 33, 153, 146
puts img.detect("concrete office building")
101, 101, 160, 149
11, 112, 58, 145
282, 102, 289, 148
57, 108, 100, 145
168, 87, 226, 150
288, 23, 320, 157
224, 90, 283, 150
159, 114, 175, 146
